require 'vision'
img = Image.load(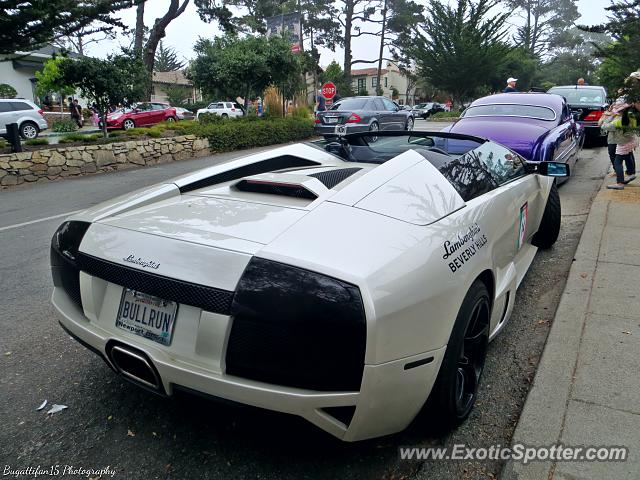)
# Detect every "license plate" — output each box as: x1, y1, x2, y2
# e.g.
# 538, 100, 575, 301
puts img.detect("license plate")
325, 117, 339, 124
116, 289, 178, 346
